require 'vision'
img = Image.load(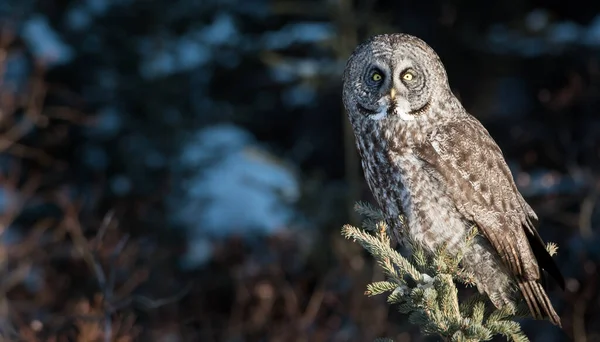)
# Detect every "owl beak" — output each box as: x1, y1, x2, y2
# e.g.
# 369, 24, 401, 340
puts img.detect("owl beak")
389, 88, 397, 100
